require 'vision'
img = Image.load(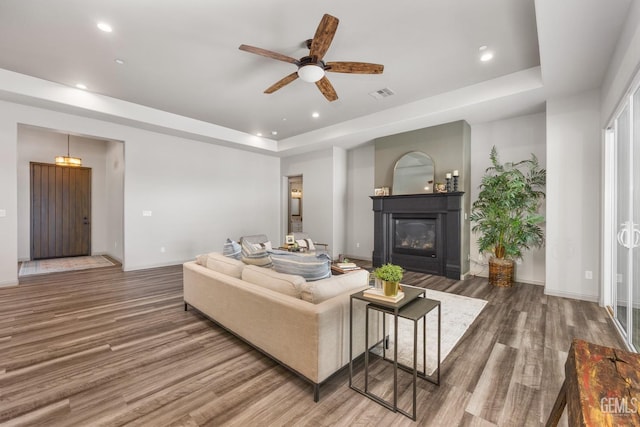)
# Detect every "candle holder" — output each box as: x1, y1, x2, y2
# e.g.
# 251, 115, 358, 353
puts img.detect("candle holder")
453, 176, 459, 192
446, 177, 452, 192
